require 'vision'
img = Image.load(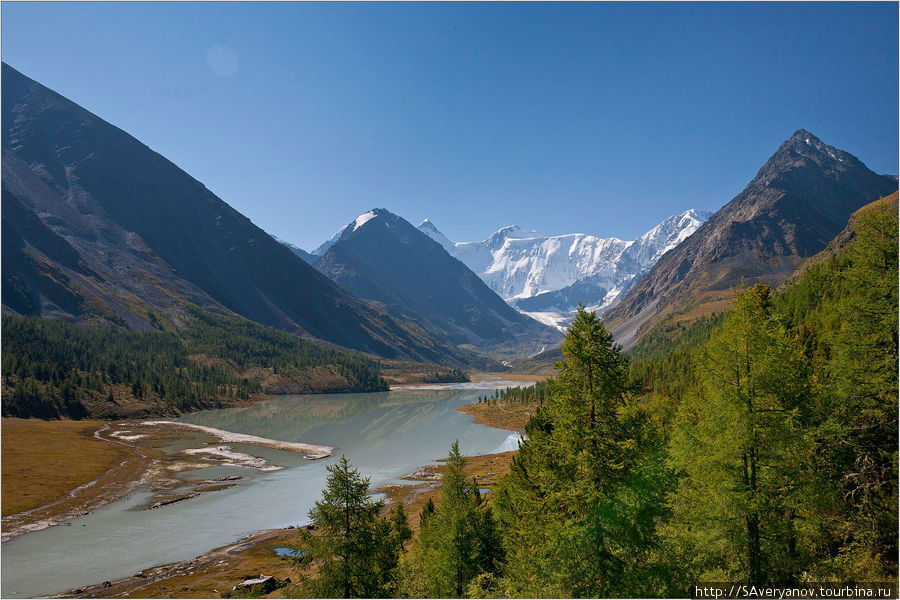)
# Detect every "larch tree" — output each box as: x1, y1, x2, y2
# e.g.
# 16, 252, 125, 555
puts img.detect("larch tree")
399, 440, 503, 598
293, 455, 399, 598
495, 305, 672, 597
665, 285, 811, 585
